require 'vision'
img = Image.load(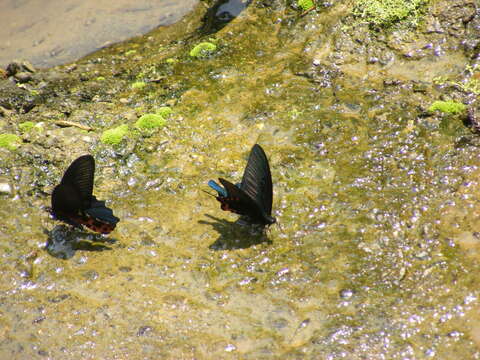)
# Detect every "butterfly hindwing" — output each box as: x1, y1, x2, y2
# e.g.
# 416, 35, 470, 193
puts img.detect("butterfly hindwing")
218, 177, 263, 217
240, 144, 273, 216
84, 196, 120, 226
